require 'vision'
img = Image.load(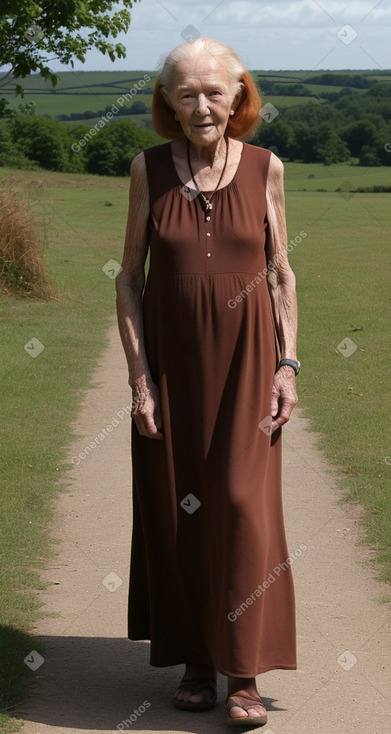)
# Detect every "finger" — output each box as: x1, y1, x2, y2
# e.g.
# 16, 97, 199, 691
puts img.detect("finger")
273, 401, 295, 429
144, 414, 164, 440
271, 391, 279, 418
154, 405, 163, 434
133, 413, 163, 440
149, 427, 164, 440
